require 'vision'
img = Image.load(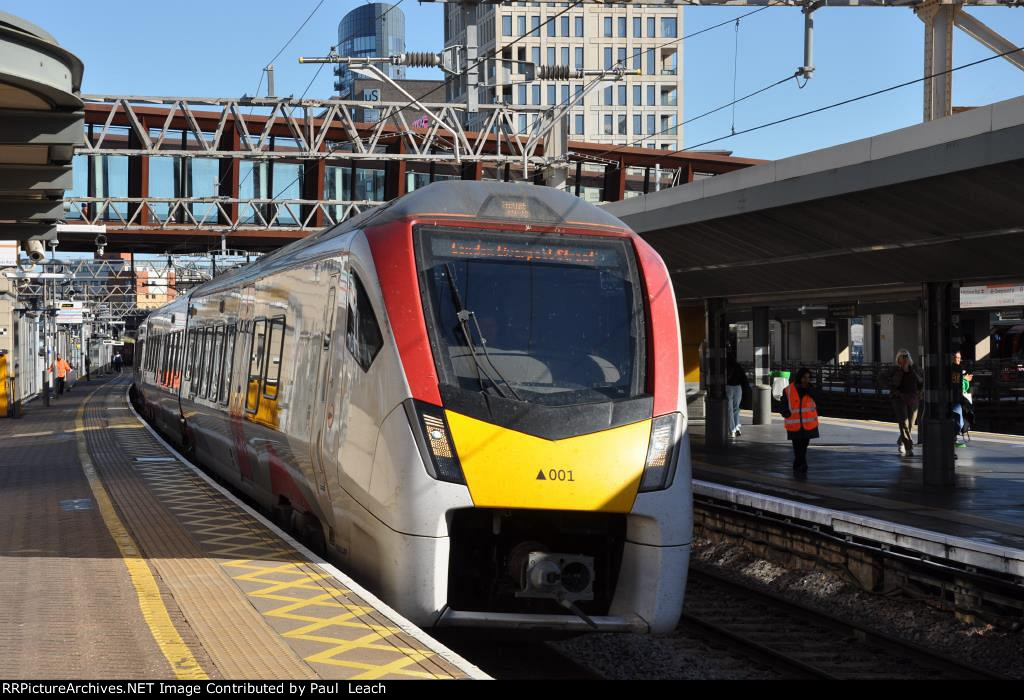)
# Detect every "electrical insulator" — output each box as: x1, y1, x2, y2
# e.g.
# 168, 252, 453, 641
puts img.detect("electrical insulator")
537, 65, 573, 81
401, 52, 441, 68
